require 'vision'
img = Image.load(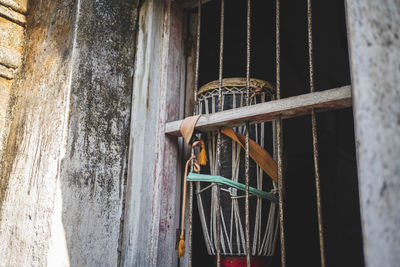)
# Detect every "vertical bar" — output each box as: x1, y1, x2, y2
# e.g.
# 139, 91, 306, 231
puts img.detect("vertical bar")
218, 0, 225, 103
245, 0, 251, 266
307, 1, 326, 266
193, 0, 201, 110
188, 178, 194, 266
216, 0, 225, 266
275, 0, 287, 266
189, 1, 202, 266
